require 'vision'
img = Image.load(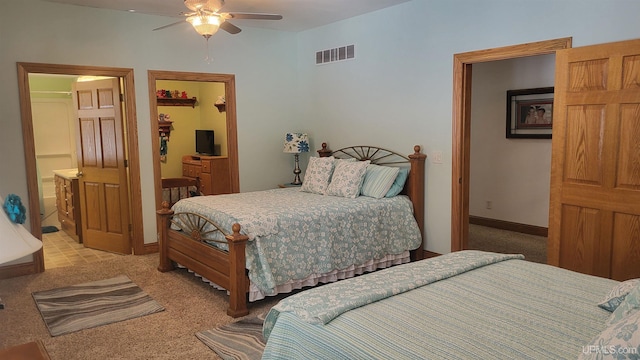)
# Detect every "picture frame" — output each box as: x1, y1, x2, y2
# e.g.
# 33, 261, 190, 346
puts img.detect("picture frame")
506, 87, 554, 139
